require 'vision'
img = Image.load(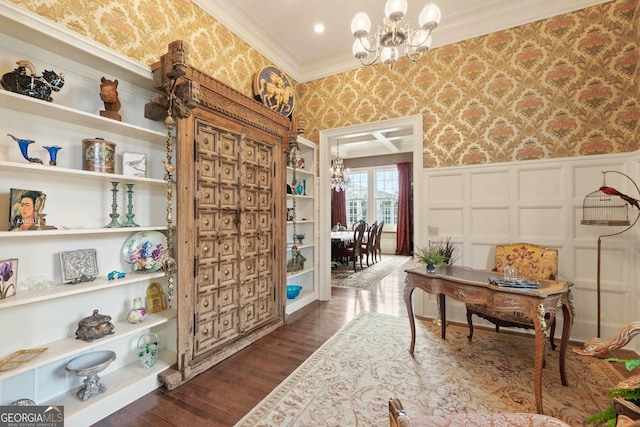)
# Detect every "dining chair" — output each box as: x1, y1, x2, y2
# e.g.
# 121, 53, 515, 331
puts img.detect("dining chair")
466, 243, 559, 348
333, 221, 366, 272
361, 222, 378, 267
374, 221, 384, 262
